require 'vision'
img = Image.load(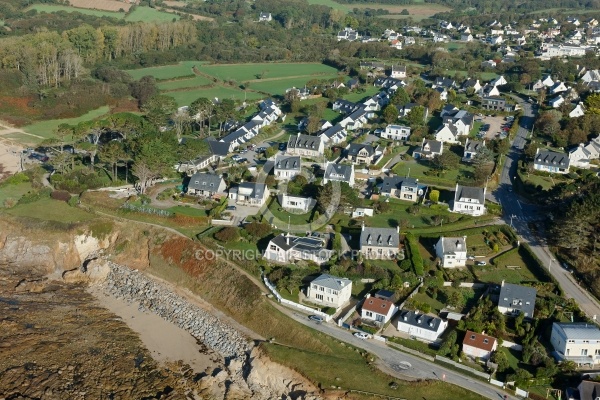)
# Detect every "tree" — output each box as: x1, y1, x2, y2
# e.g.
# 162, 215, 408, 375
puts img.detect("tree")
429, 189, 440, 203
473, 146, 495, 165
406, 105, 425, 127
189, 97, 215, 136
244, 221, 271, 238
142, 95, 177, 127
432, 152, 459, 171
99, 141, 126, 182
491, 350, 509, 372
215, 99, 238, 132
265, 145, 278, 158
130, 76, 158, 106
306, 115, 323, 134
585, 93, 600, 114
171, 109, 191, 142
438, 330, 457, 356
448, 291, 464, 309
391, 87, 410, 105
214, 227, 239, 243
132, 161, 155, 194
383, 104, 399, 124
